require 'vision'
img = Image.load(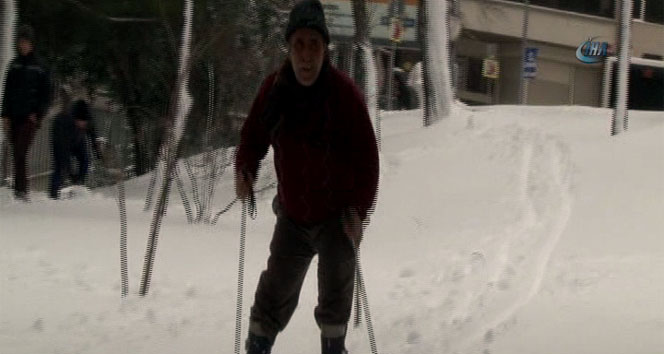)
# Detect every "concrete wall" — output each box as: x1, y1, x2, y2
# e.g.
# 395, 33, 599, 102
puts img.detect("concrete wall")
633, 21, 664, 58
461, 0, 617, 49
461, 0, 664, 59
